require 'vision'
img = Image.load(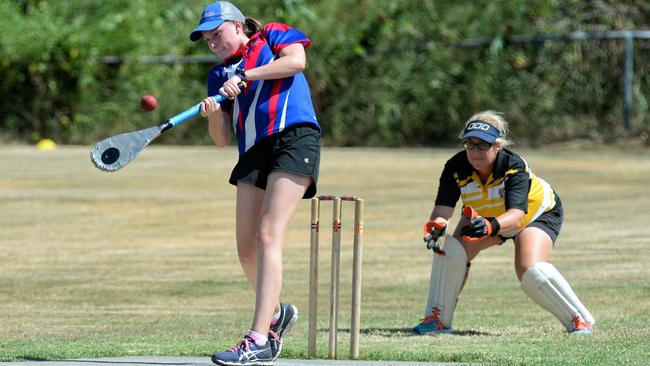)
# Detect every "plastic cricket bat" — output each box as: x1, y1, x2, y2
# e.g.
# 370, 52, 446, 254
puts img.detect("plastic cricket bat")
90, 83, 244, 172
